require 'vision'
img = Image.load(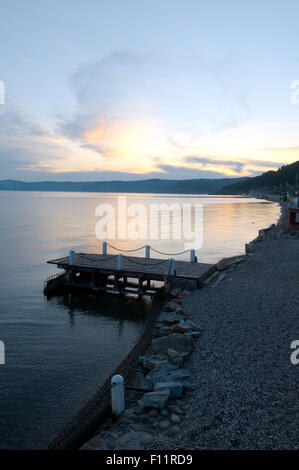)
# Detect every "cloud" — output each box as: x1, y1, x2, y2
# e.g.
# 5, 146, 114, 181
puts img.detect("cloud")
0, 105, 69, 178
56, 49, 251, 162
184, 155, 286, 175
